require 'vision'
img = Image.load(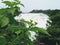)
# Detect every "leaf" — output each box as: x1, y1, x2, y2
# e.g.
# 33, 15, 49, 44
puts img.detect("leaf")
14, 0, 24, 7
20, 3, 24, 7
30, 27, 51, 36
2, 1, 12, 7
7, 8, 16, 15
0, 15, 9, 27
25, 31, 31, 37
15, 0, 19, 2
15, 30, 21, 35
0, 36, 7, 45
2, 0, 24, 7
20, 19, 32, 25
0, 9, 6, 15
7, 25, 27, 34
